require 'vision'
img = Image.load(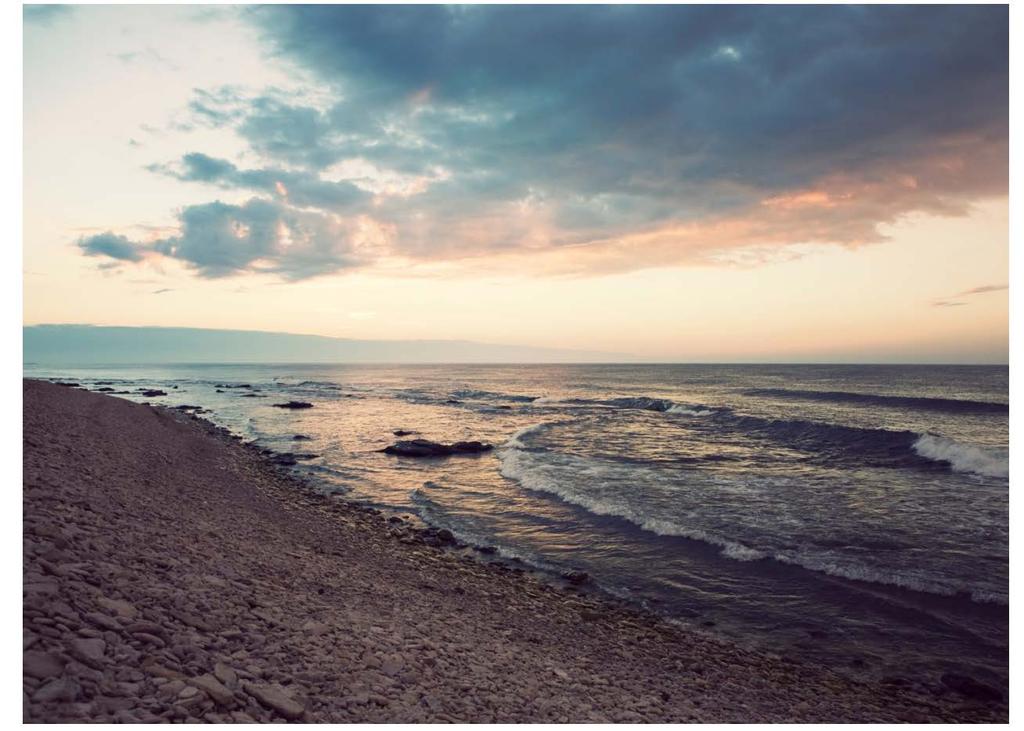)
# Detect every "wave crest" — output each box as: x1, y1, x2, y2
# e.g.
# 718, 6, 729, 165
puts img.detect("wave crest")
912, 434, 1008, 478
